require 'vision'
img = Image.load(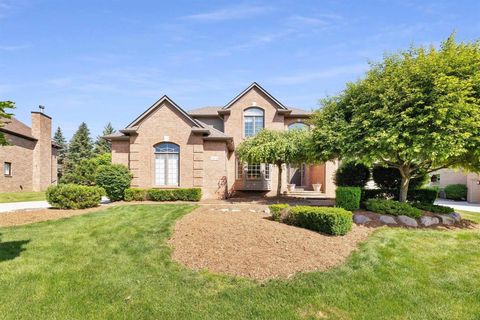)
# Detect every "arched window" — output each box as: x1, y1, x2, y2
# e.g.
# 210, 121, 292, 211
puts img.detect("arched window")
154, 142, 179, 186
288, 122, 308, 130
244, 107, 264, 137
